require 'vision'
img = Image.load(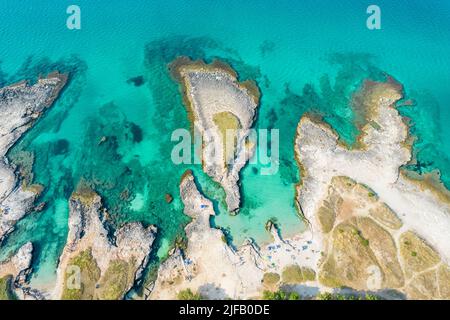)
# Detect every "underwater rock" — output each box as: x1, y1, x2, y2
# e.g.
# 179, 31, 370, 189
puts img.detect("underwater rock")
126, 75, 145, 87
128, 122, 143, 143
53, 139, 70, 155
164, 193, 173, 203
259, 40, 276, 57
